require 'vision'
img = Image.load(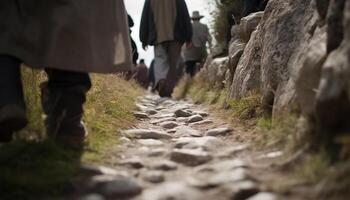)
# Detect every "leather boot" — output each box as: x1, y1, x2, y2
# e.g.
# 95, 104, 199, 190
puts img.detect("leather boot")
41, 83, 88, 148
